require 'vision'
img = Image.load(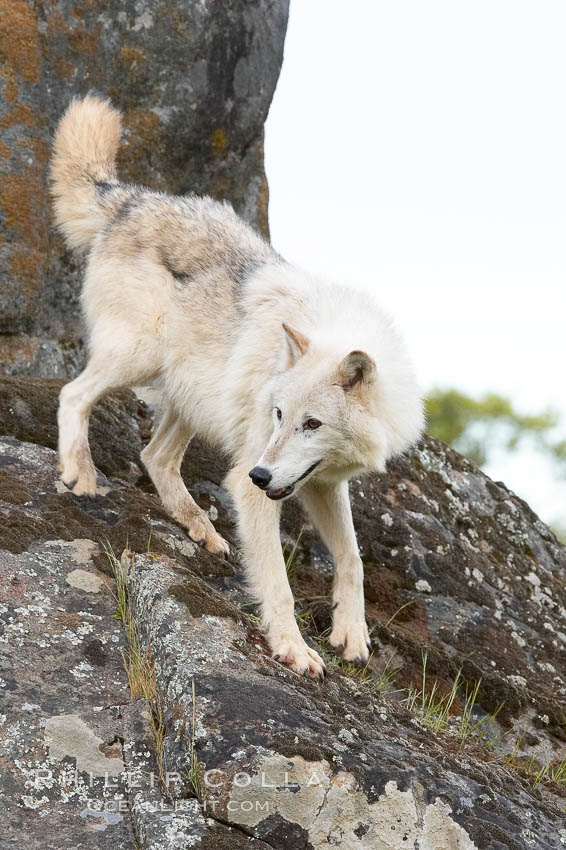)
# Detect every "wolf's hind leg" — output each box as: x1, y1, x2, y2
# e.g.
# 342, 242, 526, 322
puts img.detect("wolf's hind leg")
58, 358, 121, 496
59, 329, 161, 497
226, 465, 325, 679
141, 407, 229, 555
299, 480, 370, 664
